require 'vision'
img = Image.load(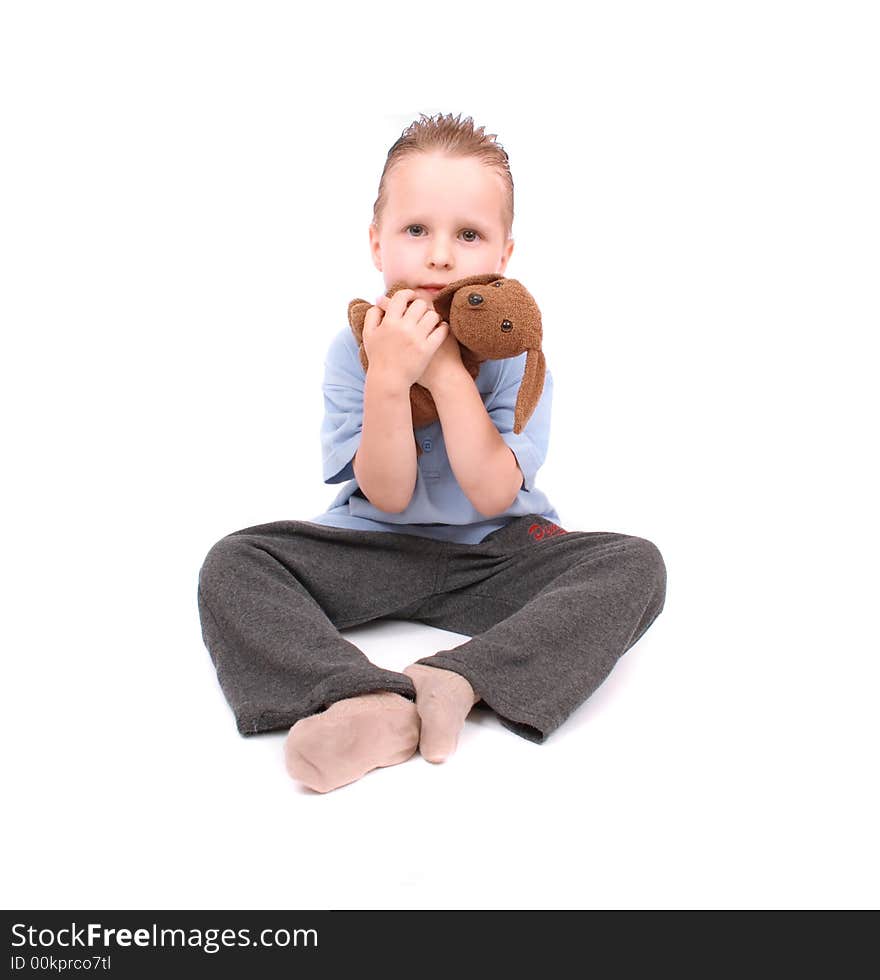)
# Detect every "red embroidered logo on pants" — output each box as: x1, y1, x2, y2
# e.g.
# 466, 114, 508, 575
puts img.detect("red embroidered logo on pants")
528, 522, 568, 542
